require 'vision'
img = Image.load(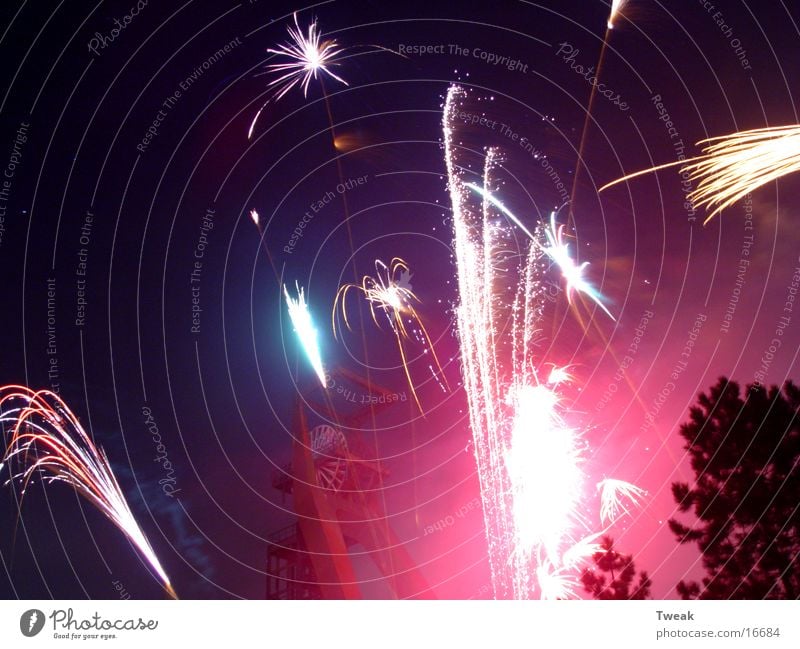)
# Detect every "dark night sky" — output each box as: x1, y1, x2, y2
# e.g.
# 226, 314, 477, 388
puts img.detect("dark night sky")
1, 0, 800, 599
